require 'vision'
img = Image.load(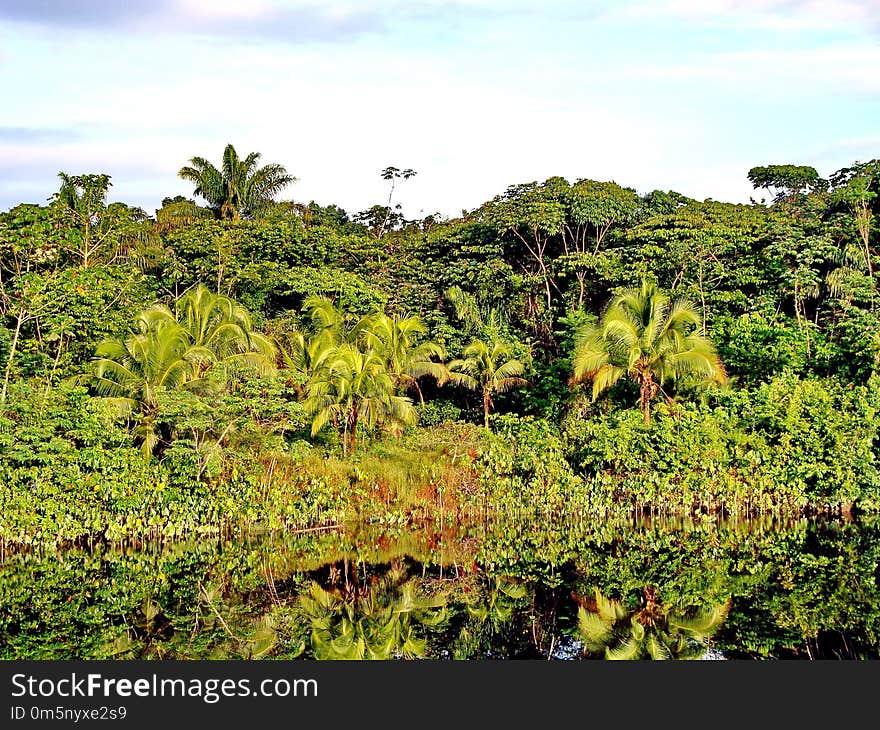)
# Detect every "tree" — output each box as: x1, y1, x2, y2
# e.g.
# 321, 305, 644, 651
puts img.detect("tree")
0, 273, 55, 404
449, 339, 527, 429
280, 297, 445, 450
482, 181, 565, 315
304, 343, 416, 455
52, 173, 149, 268
445, 285, 507, 339
561, 179, 640, 306
90, 315, 194, 455
829, 160, 879, 281
171, 283, 276, 375
178, 144, 295, 220
748, 164, 826, 204
88, 285, 275, 454
361, 312, 447, 403
154, 196, 213, 233
572, 281, 726, 423
576, 587, 730, 660
375, 166, 416, 239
